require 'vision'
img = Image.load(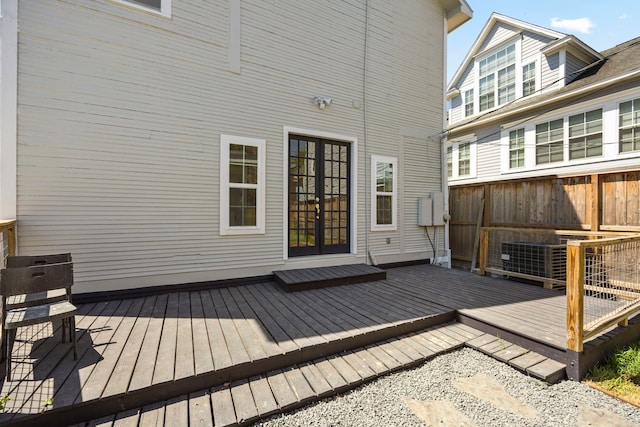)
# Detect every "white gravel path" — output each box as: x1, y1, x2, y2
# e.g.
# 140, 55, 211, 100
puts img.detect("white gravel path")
254, 347, 640, 427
